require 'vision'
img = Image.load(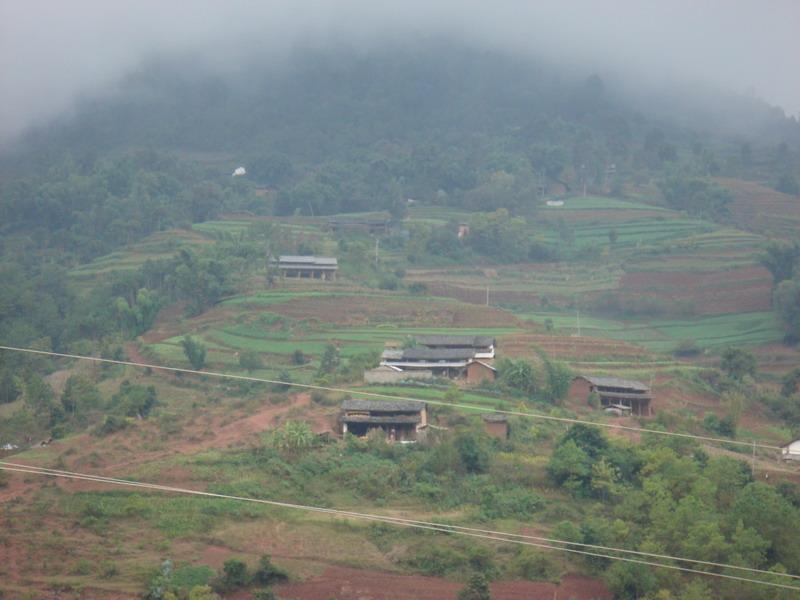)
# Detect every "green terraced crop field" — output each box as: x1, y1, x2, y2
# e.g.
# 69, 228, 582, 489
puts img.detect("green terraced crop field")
516, 310, 783, 351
